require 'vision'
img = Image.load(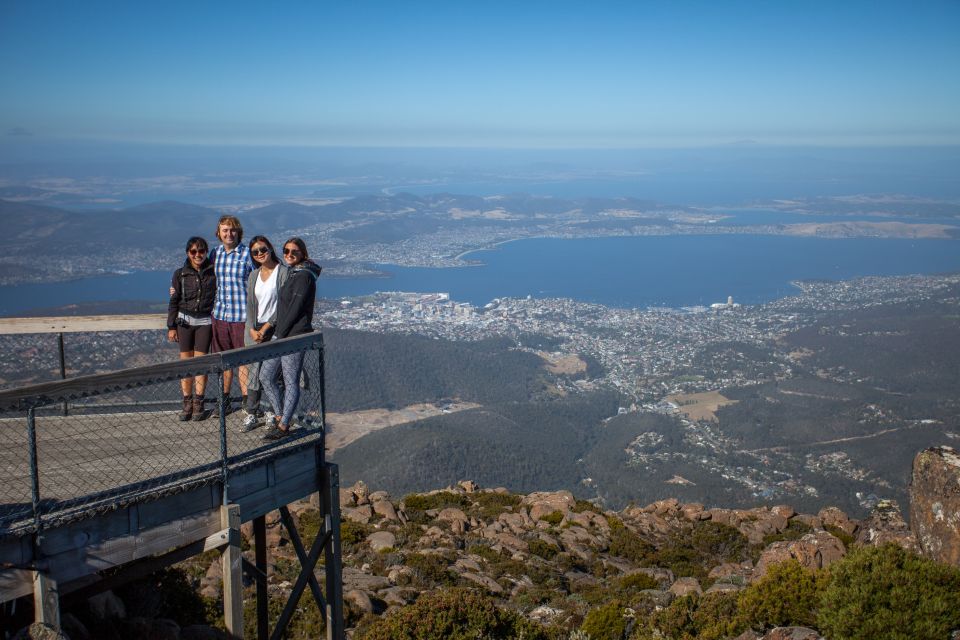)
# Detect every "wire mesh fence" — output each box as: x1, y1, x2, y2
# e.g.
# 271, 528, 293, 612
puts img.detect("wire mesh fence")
0, 333, 326, 536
